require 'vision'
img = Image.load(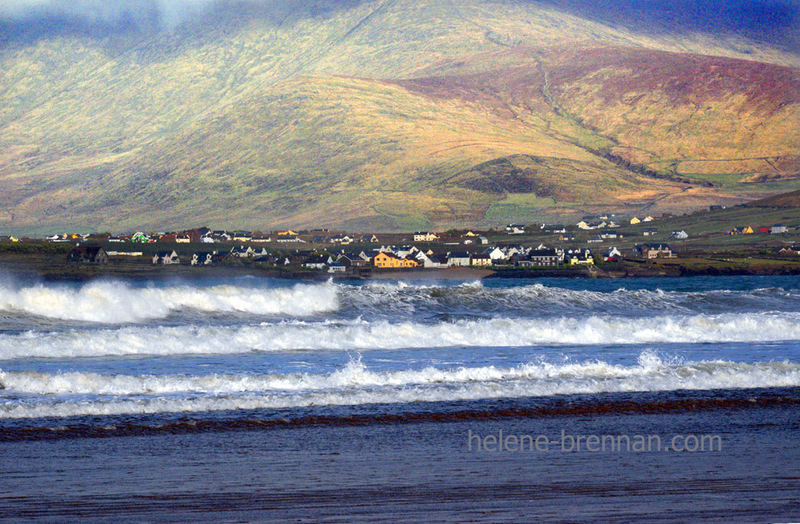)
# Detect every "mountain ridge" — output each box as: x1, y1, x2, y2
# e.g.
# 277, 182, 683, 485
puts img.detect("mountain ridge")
0, 0, 798, 233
